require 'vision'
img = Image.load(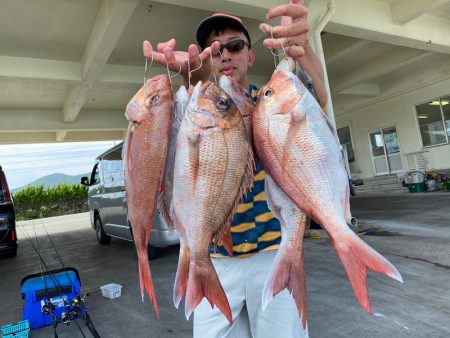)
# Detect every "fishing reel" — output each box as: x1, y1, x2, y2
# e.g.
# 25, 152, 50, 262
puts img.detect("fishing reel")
60, 311, 70, 325
69, 295, 85, 318
41, 301, 55, 316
